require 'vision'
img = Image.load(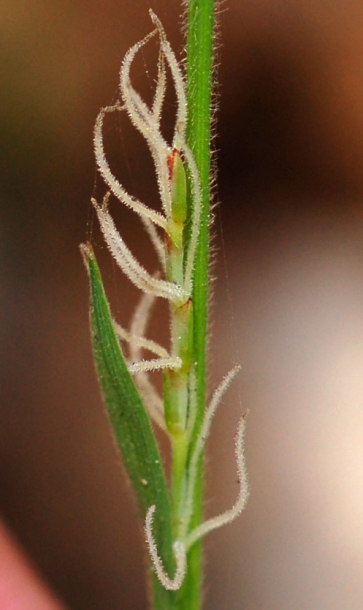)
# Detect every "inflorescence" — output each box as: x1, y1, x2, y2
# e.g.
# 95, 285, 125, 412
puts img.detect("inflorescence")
93, 10, 248, 591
